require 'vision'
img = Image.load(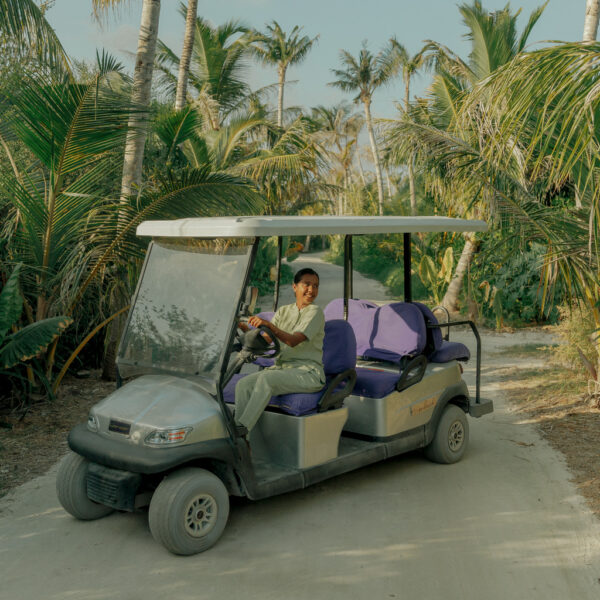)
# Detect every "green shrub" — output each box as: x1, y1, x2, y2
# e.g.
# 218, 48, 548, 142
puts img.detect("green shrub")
551, 302, 599, 376
473, 242, 564, 326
